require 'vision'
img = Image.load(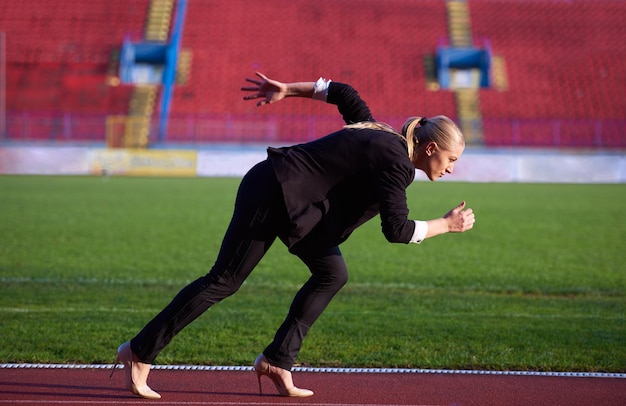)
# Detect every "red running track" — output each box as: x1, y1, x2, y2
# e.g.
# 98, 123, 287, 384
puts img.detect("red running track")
1, 366, 625, 405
